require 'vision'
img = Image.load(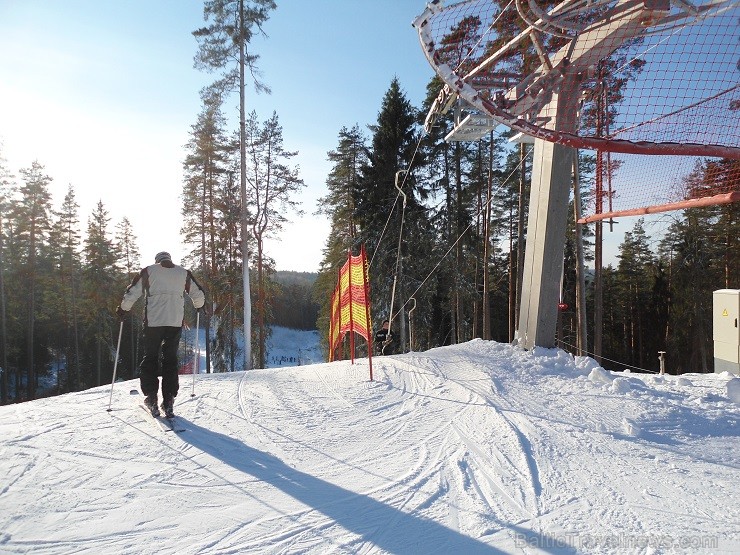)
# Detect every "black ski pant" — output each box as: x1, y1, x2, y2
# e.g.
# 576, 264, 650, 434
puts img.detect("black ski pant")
140, 326, 182, 401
